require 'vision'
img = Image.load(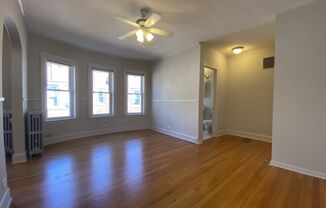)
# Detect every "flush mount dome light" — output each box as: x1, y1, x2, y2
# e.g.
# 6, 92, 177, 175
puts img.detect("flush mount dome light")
232, 46, 244, 54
